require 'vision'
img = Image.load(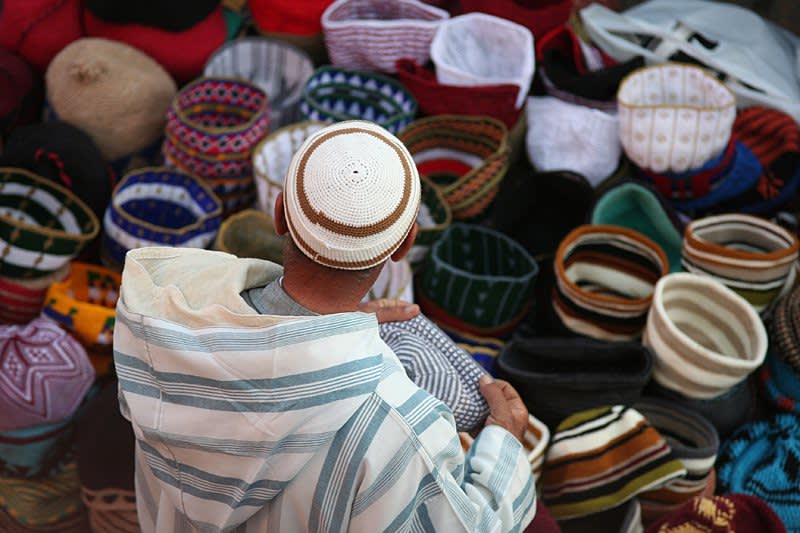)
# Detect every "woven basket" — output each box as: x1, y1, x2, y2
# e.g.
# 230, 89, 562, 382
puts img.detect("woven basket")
321, 0, 448, 73
0, 168, 99, 279
253, 120, 328, 218
301, 66, 417, 134
213, 209, 284, 264
102, 167, 223, 267
203, 38, 314, 128
0, 265, 69, 325
618, 63, 736, 173
408, 174, 451, 265
418, 223, 538, 335
399, 115, 510, 220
